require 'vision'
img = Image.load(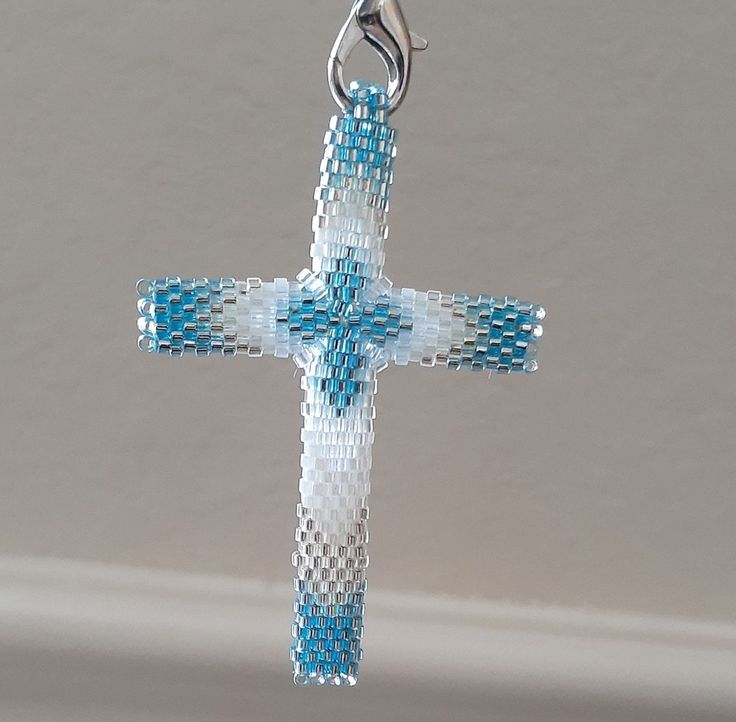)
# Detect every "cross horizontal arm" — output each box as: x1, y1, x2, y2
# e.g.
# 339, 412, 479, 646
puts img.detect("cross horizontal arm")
370, 287, 545, 374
